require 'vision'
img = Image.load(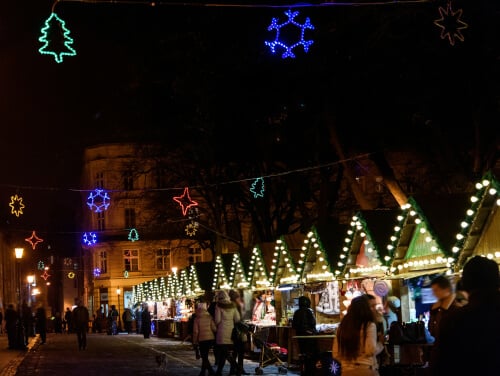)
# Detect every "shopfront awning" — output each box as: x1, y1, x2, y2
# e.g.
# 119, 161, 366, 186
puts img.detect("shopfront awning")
382, 267, 449, 280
